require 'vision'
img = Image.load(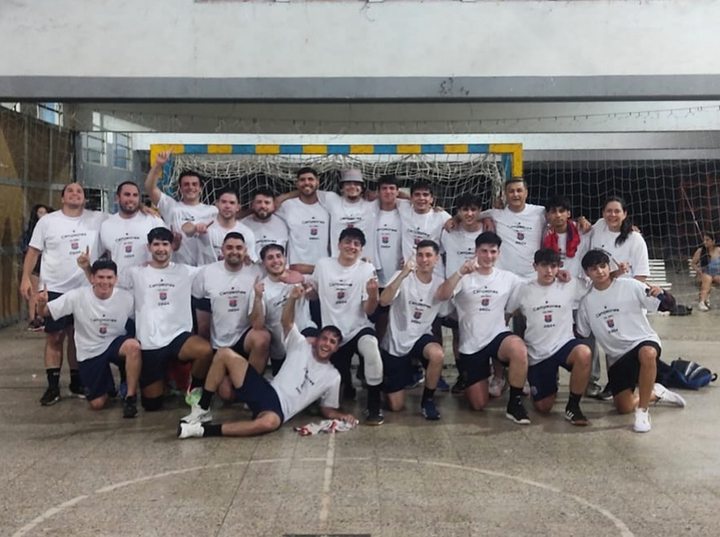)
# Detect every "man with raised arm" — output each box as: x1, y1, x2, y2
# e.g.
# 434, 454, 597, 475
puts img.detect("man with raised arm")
436, 231, 532, 425
21, 182, 106, 406
178, 285, 356, 438
37, 259, 141, 418
240, 187, 289, 260
507, 248, 592, 425
100, 181, 167, 273
145, 150, 217, 266
191, 232, 270, 375
307, 228, 385, 425
380, 240, 448, 420
117, 227, 213, 413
